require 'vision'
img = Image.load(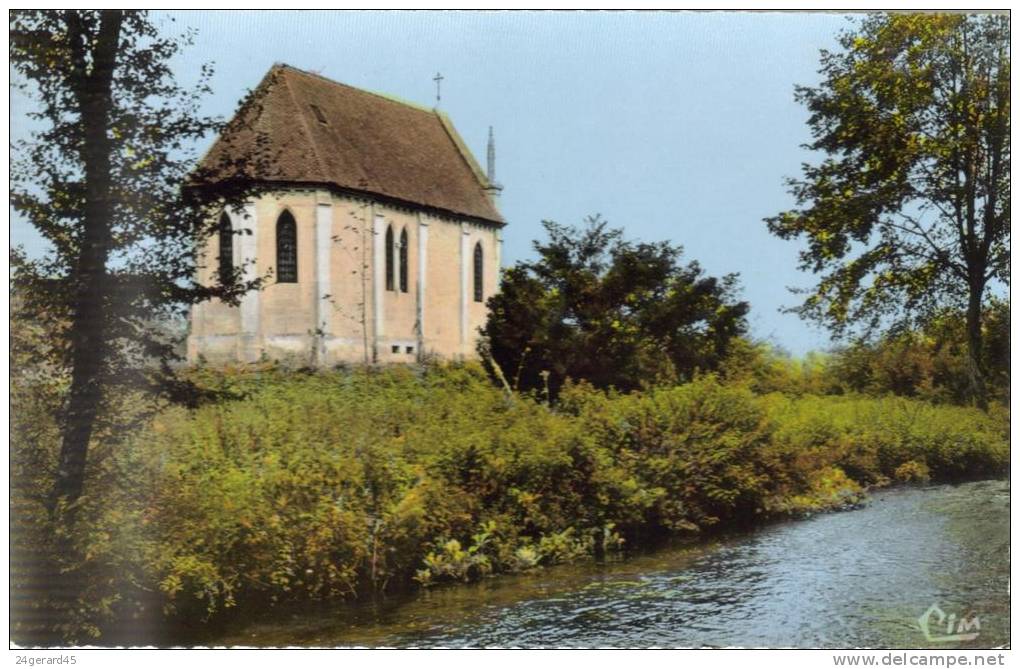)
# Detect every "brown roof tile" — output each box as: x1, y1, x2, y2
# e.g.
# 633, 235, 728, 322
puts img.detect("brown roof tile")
198, 64, 504, 225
